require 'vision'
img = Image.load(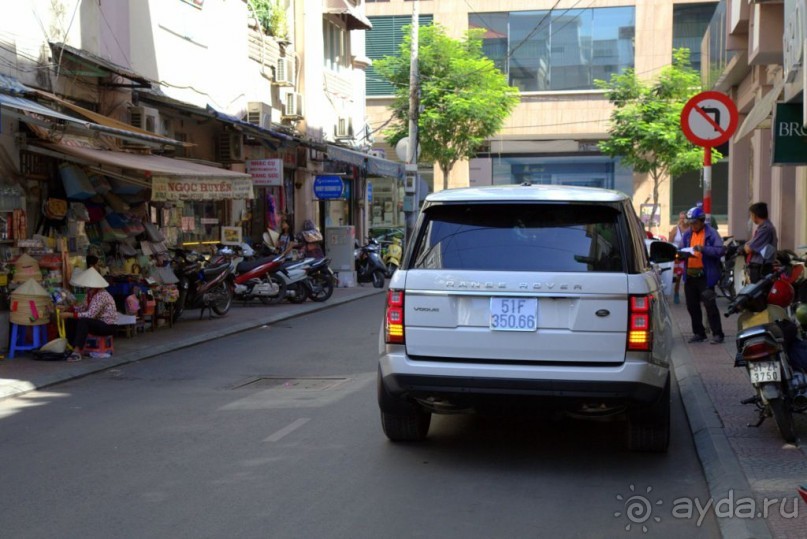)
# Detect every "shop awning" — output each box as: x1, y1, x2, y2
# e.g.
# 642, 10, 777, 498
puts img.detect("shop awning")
0, 90, 189, 148
734, 78, 786, 142
49, 42, 153, 89
34, 143, 253, 201
326, 143, 404, 179
325, 0, 373, 31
